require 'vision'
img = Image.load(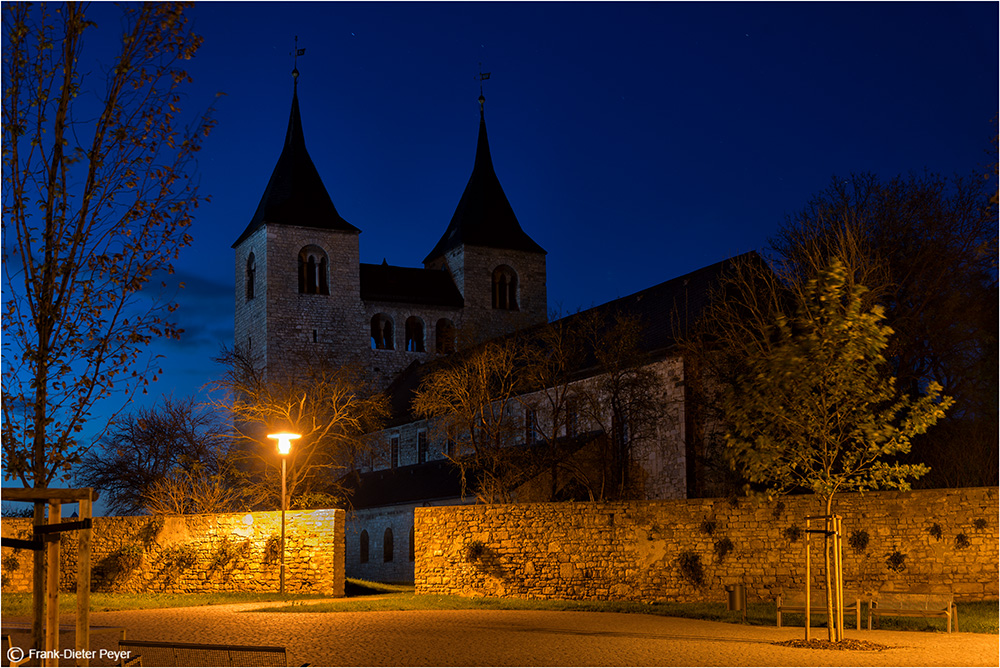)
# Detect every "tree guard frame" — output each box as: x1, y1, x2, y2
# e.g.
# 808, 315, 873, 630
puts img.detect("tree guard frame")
804, 514, 845, 642
1, 488, 96, 666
